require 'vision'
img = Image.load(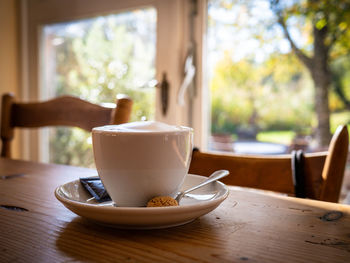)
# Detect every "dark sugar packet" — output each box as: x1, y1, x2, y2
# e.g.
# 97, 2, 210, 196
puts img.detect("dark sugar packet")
80, 177, 112, 202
